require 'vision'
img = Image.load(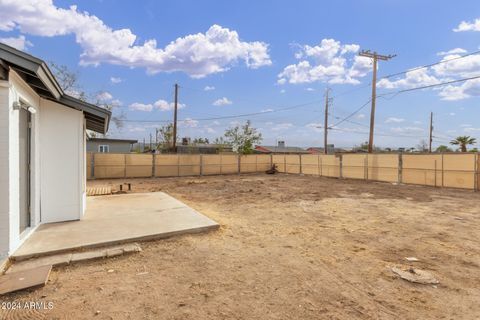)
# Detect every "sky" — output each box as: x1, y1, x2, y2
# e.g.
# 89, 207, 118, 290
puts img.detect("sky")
1, 0, 480, 149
